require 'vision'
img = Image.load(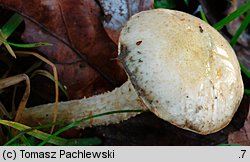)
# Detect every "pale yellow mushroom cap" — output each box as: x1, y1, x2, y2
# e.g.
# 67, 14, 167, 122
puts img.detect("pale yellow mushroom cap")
118, 9, 244, 135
